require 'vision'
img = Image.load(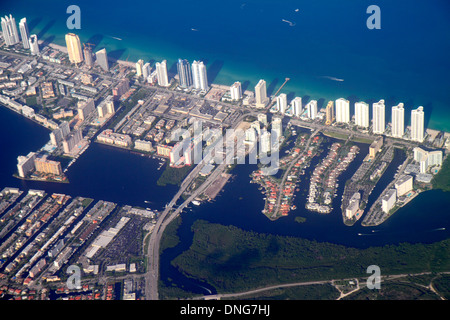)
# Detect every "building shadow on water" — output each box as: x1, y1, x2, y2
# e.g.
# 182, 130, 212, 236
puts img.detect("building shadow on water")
317, 98, 325, 110
267, 78, 279, 96
207, 60, 224, 84
404, 98, 415, 126
40, 35, 55, 49
346, 95, 359, 118
85, 34, 104, 51
107, 48, 127, 63
302, 95, 311, 106
168, 61, 178, 78
241, 80, 251, 93
423, 102, 433, 129
28, 17, 42, 34
287, 92, 296, 102
37, 19, 56, 40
